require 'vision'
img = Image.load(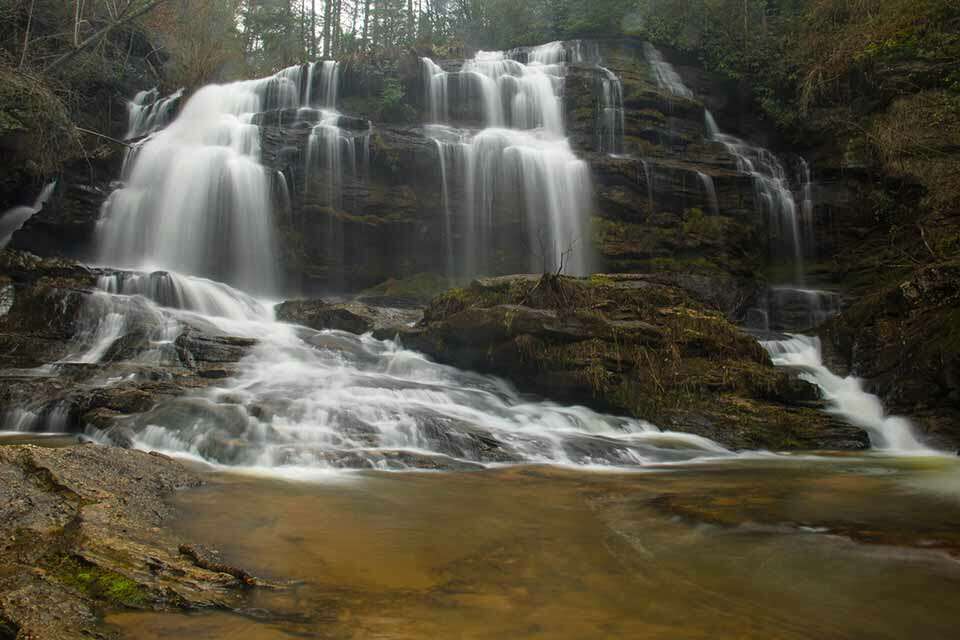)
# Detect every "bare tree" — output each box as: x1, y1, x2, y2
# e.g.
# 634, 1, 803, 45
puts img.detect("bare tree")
46, 0, 173, 75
